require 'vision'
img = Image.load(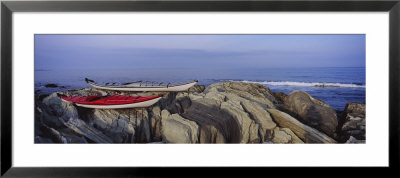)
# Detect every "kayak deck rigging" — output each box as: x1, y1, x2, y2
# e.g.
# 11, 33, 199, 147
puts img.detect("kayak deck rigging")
86, 78, 197, 88
85, 78, 198, 91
